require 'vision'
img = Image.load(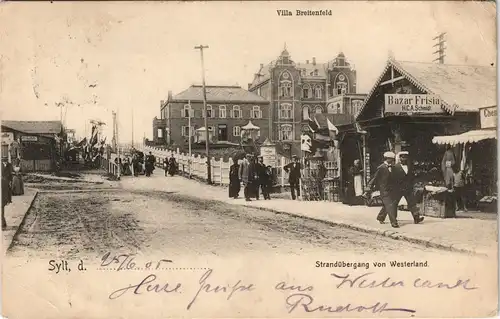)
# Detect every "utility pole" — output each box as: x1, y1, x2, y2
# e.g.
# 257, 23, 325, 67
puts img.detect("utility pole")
194, 44, 212, 184
112, 111, 118, 152
114, 111, 121, 180
188, 100, 192, 178
433, 32, 446, 64
131, 110, 134, 148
